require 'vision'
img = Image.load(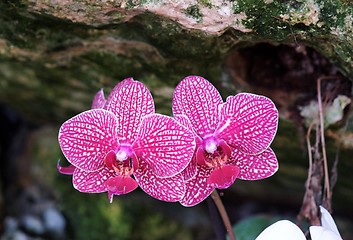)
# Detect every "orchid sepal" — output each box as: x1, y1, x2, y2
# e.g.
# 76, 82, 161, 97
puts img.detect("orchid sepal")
57, 160, 76, 175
